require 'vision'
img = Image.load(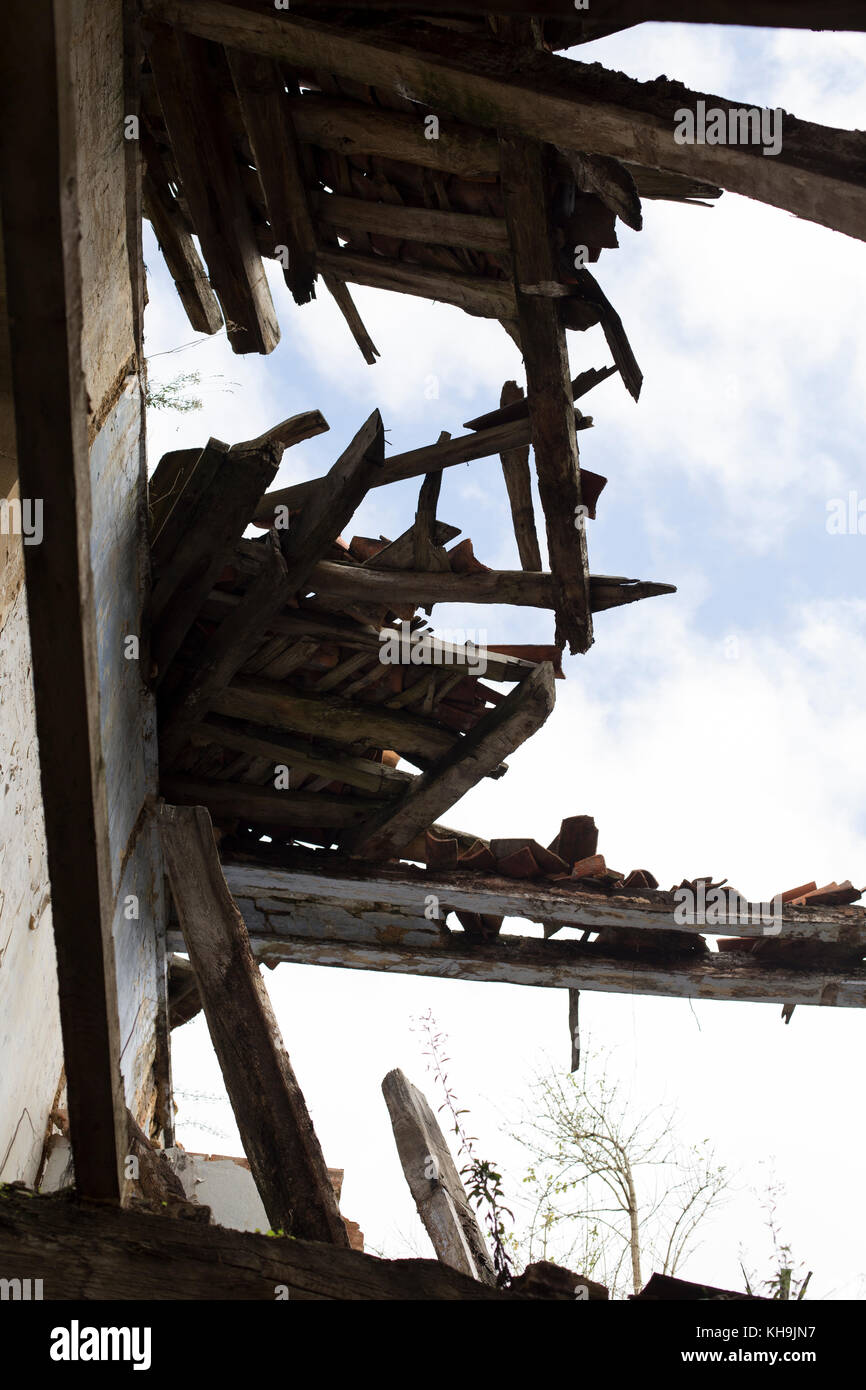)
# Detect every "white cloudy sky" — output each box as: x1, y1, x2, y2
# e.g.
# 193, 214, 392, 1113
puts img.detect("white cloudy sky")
146, 20, 866, 1298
